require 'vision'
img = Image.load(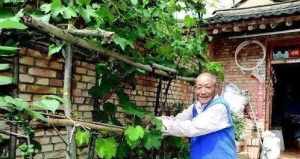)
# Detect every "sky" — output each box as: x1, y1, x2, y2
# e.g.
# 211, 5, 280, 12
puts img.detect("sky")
205, 0, 239, 18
